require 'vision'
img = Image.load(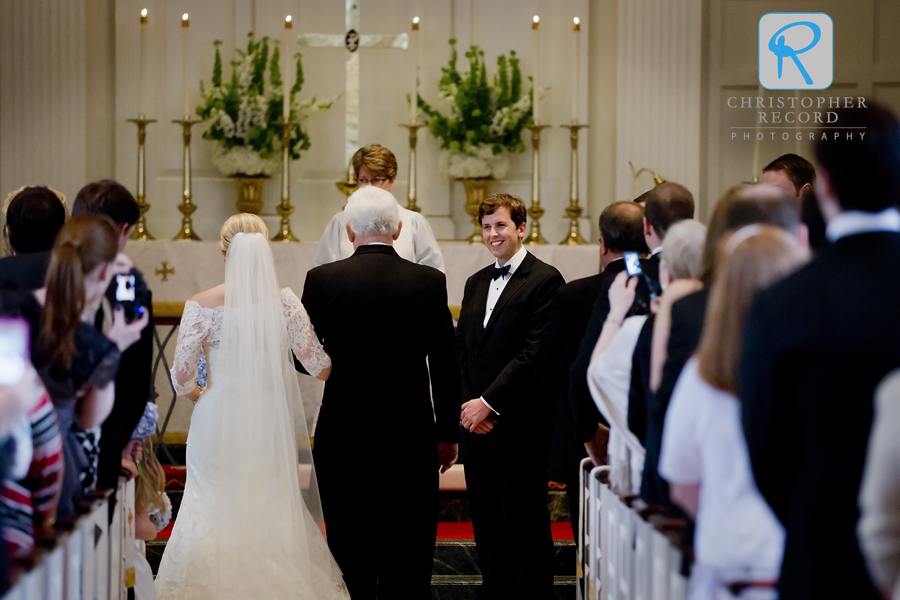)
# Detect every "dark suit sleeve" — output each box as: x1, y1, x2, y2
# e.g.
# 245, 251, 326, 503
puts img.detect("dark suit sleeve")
482, 270, 564, 414
627, 316, 653, 447
427, 273, 462, 443
455, 276, 476, 402
533, 286, 574, 391
568, 291, 610, 443
740, 295, 794, 521
656, 294, 702, 413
